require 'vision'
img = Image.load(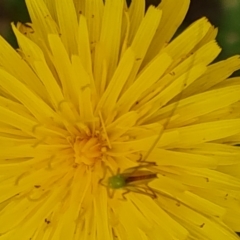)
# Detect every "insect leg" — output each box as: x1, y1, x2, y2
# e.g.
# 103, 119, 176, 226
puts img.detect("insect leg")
128, 161, 157, 175
145, 183, 157, 199
99, 163, 116, 186
125, 186, 157, 199
122, 189, 130, 200
107, 187, 116, 199
98, 163, 107, 187
98, 163, 119, 198
137, 153, 143, 162
136, 152, 157, 167
137, 153, 157, 165
138, 161, 157, 168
